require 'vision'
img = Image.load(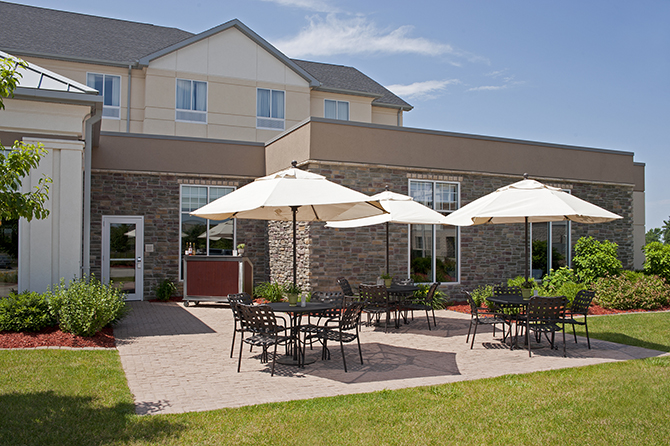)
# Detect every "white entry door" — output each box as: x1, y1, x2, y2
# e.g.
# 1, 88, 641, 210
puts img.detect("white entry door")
102, 216, 144, 301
